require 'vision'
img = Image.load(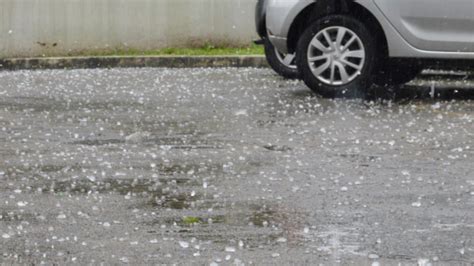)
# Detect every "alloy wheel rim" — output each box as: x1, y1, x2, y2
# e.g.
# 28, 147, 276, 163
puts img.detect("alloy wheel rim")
275, 48, 297, 69
307, 26, 365, 86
